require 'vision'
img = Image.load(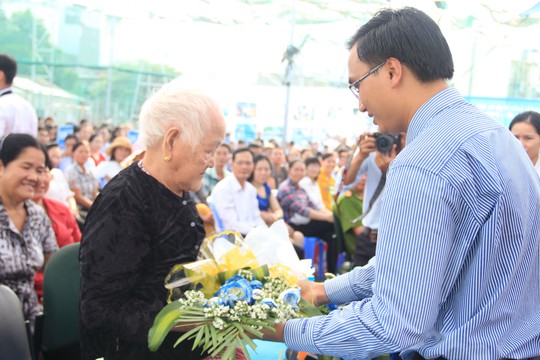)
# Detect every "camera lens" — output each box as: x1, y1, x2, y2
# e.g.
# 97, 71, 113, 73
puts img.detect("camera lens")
375, 134, 393, 153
